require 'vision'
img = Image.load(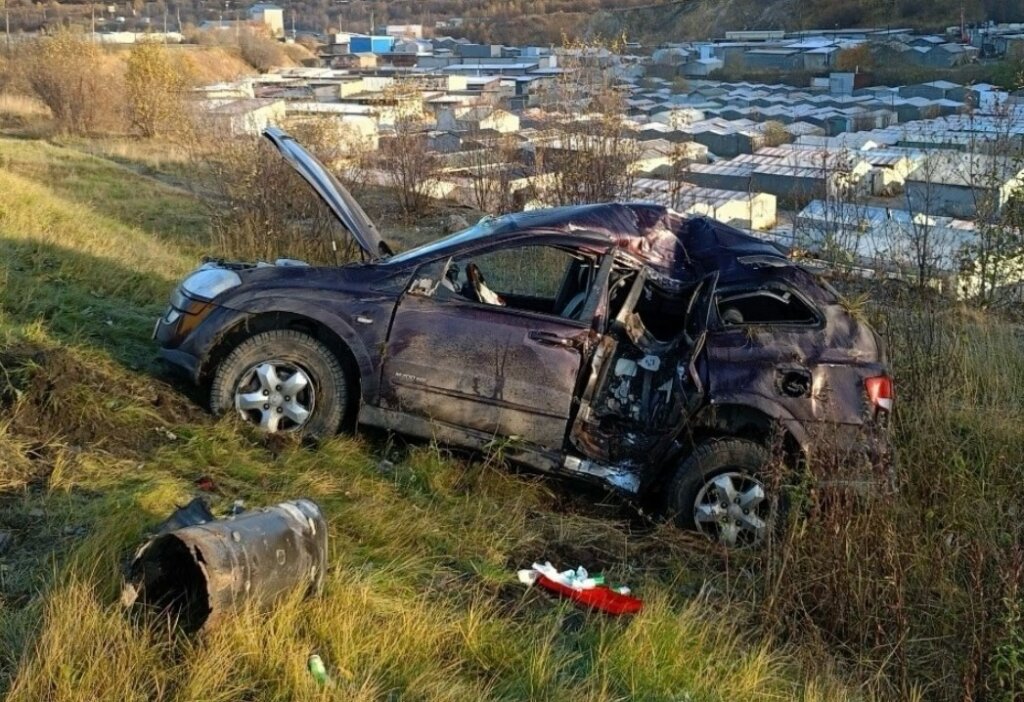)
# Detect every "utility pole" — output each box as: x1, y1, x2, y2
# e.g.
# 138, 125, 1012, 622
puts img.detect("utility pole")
2, 0, 9, 53
960, 0, 967, 43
